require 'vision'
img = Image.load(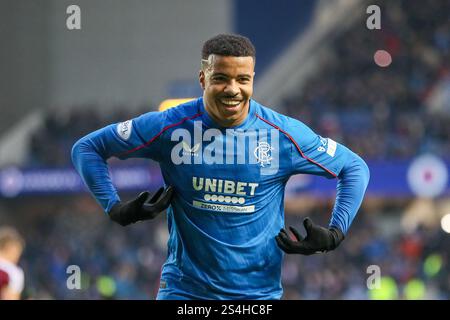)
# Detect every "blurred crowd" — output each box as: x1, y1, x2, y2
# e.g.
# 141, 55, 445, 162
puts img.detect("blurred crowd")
7, 0, 449, 301
0, 196, 447, 300
27, 1, 450, 167
28, 105, 152, 167
2, 195, 166, 299
283, 0, 450, 160
282, 203, 449, 300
